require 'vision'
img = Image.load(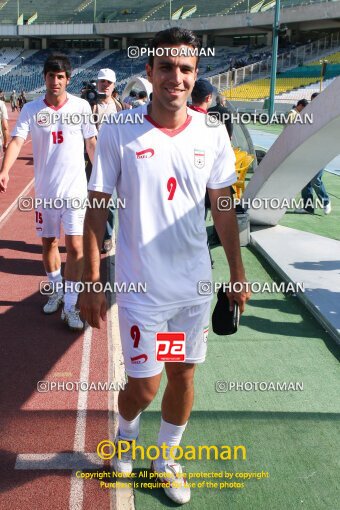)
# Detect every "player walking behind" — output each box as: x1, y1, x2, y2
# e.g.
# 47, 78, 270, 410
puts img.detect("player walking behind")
0, 54, 97, 330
